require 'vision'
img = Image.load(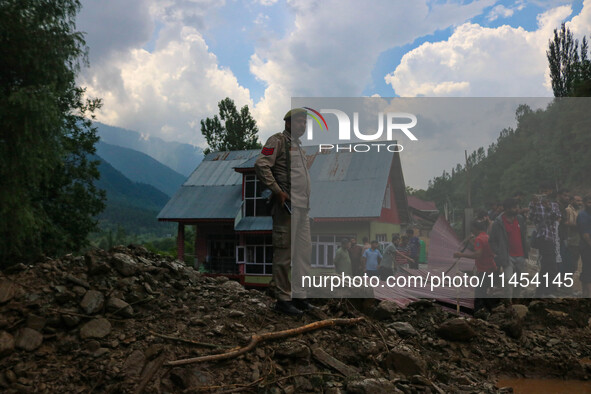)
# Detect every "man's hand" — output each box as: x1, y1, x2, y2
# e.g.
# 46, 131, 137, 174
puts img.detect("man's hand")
277, 191, 289, 205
